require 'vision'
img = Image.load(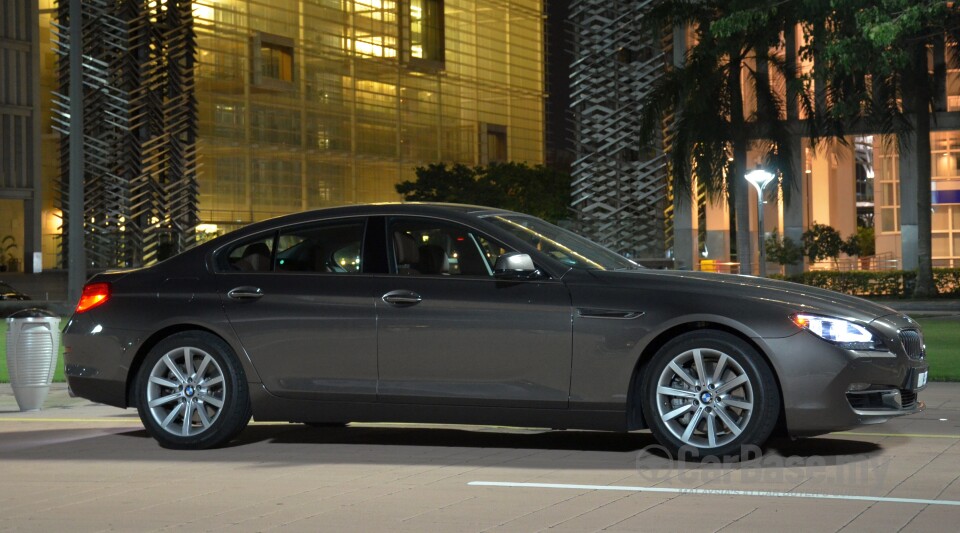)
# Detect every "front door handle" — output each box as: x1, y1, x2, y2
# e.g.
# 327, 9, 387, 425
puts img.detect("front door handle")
227, 286, 264, 300
382, 290, 422, 306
